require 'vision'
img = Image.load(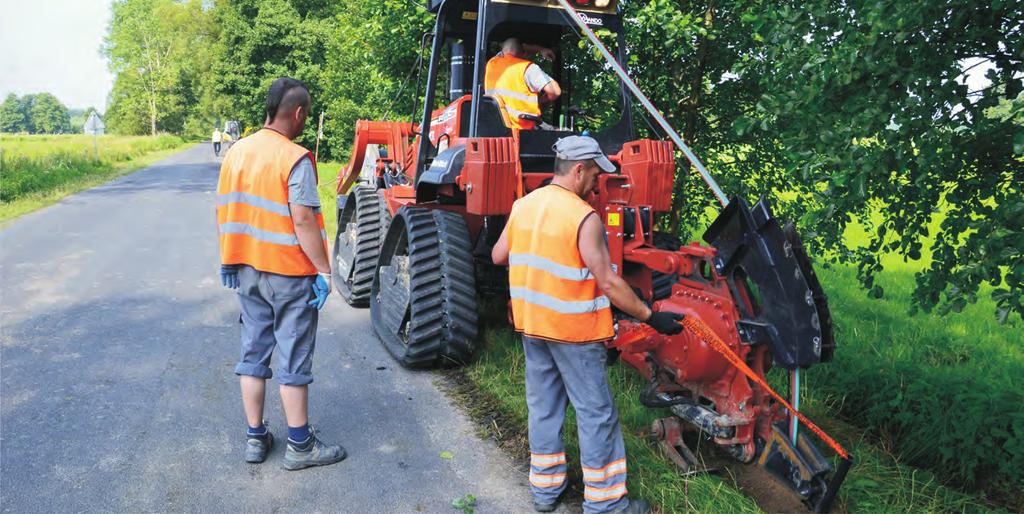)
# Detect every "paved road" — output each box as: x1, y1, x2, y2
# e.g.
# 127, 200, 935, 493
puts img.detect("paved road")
0, 145, 535, 513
